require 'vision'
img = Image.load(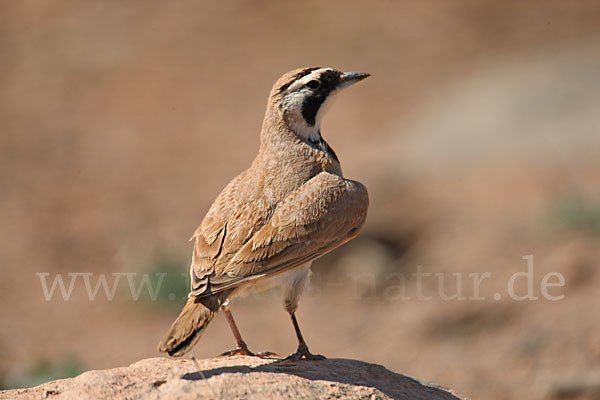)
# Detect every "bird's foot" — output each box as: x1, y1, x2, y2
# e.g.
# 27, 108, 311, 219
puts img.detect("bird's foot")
284, 345, 326, 361
219, 346, 255, 357
255, 351, 280, 358
219, 347, 279, 358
